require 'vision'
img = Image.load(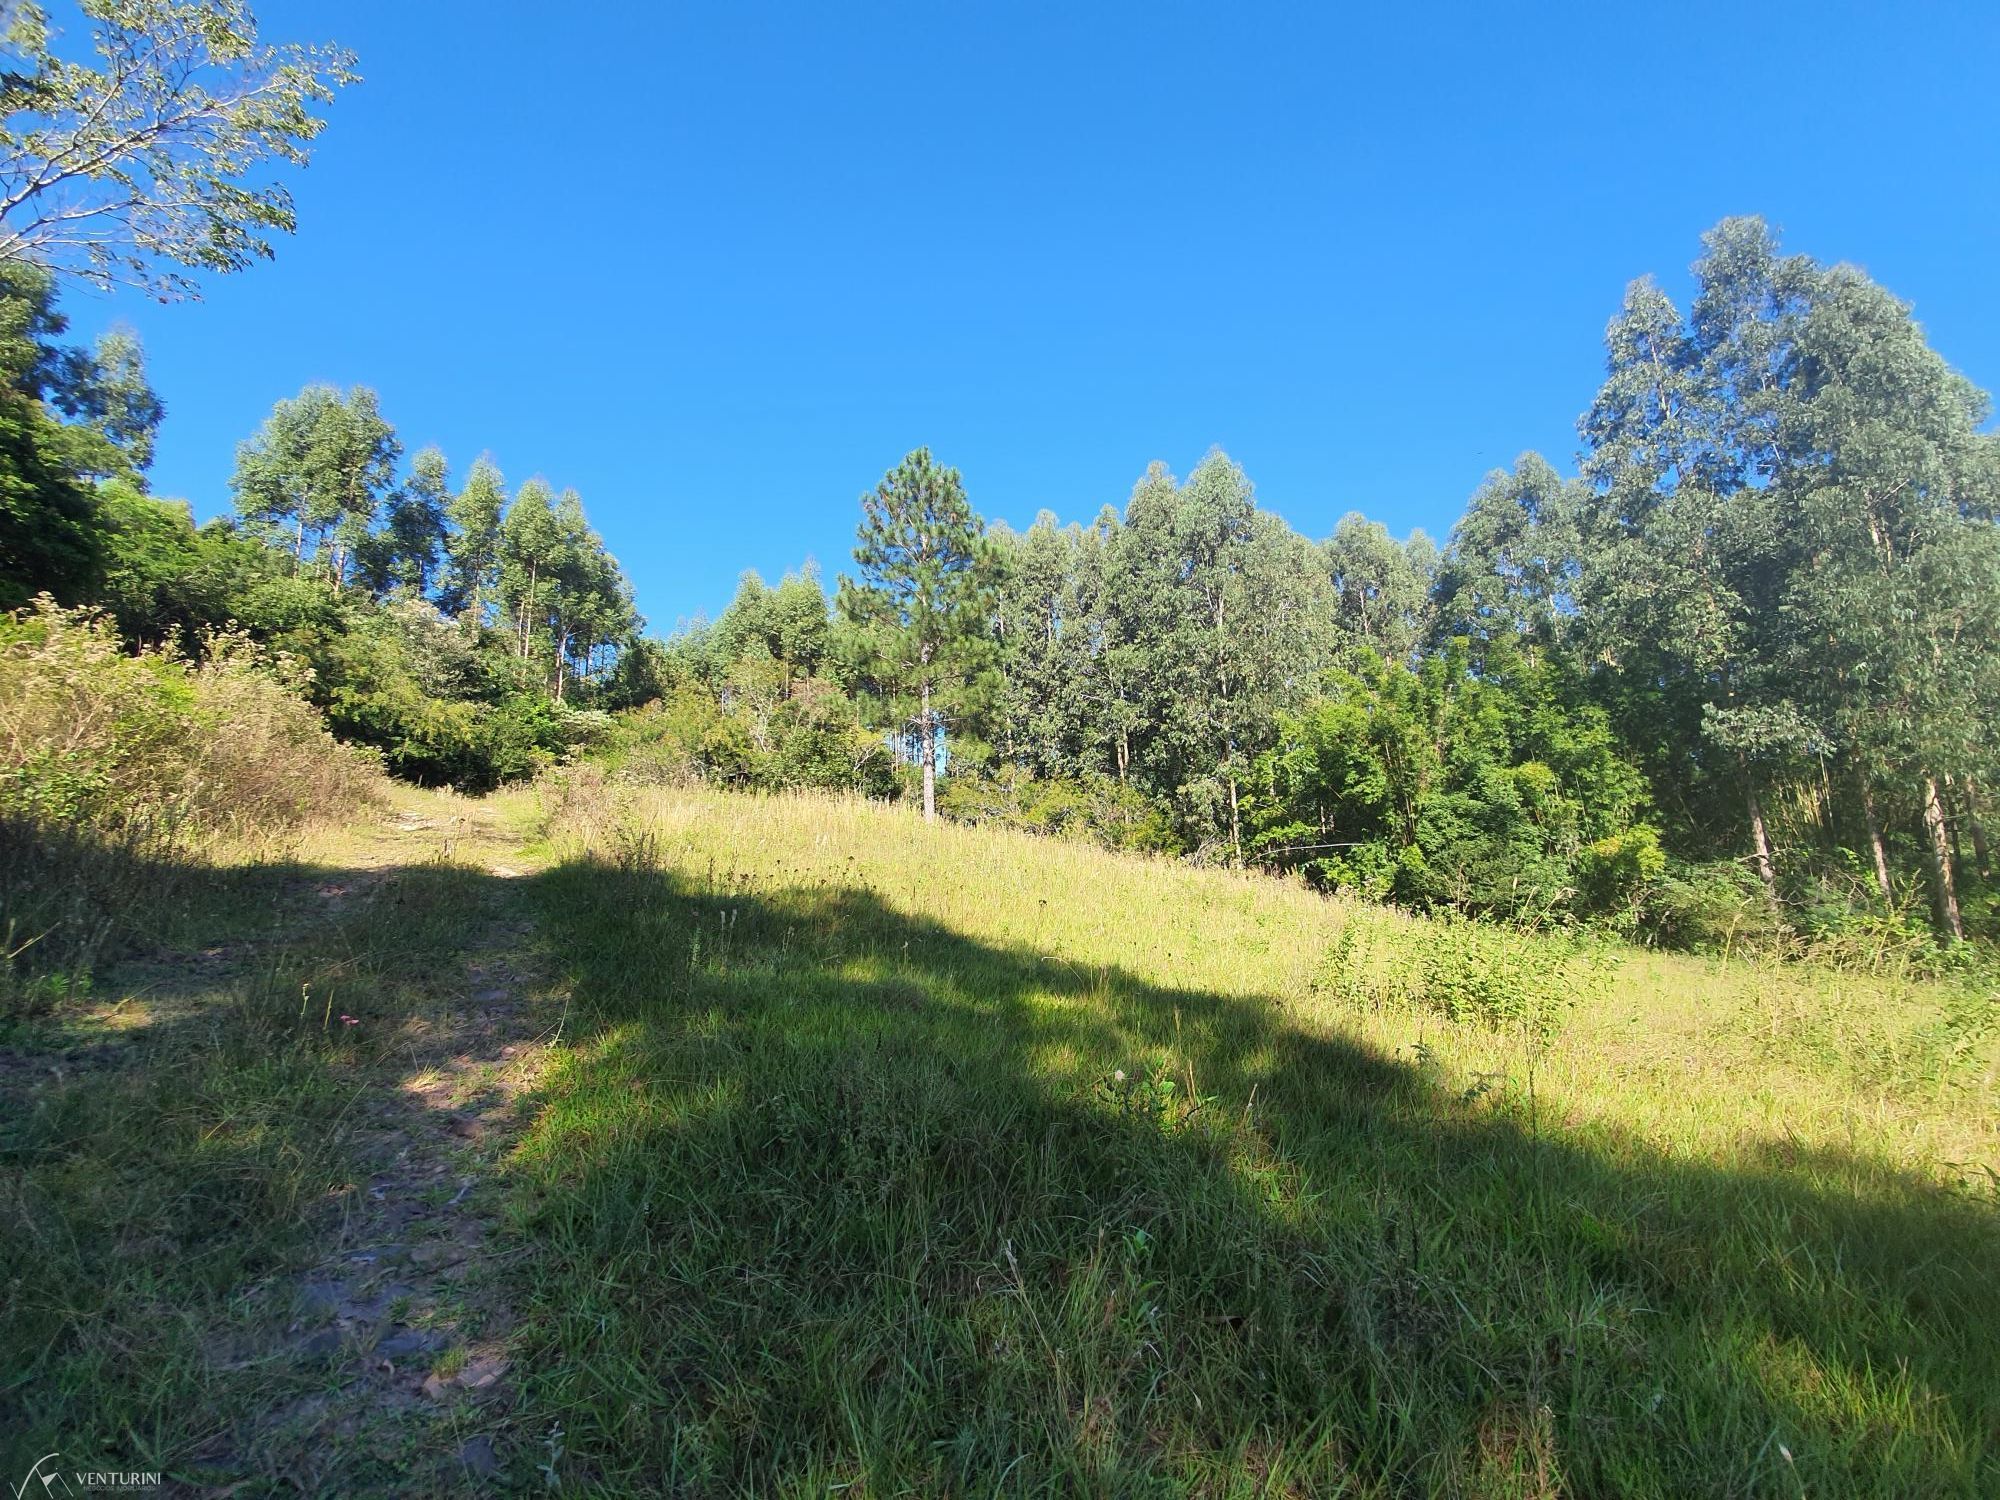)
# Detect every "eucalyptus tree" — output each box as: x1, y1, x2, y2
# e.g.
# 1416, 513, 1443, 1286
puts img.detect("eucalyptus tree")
357, 444, 448, 597
713, 564, 833, 689
1106, 450, 1336, 861
837, 447, 995, 822
547, 486, 637, 701
498, 476, 560, 660
0, 0, 356, 297
1577, 220, 1818, 897
230, 383, 399, 584
1430, 453, 1582, 654
1324, 512, 1435, 663
1768, 256, 2000, 936
990, 514, 1109, 779
441, 454, 505, 627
